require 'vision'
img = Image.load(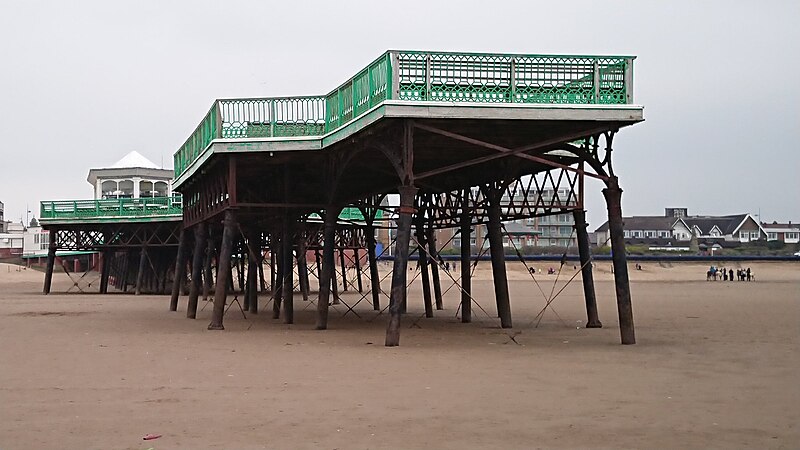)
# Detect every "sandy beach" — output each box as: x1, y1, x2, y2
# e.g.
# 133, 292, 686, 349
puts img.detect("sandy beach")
0, 261, 798, 449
